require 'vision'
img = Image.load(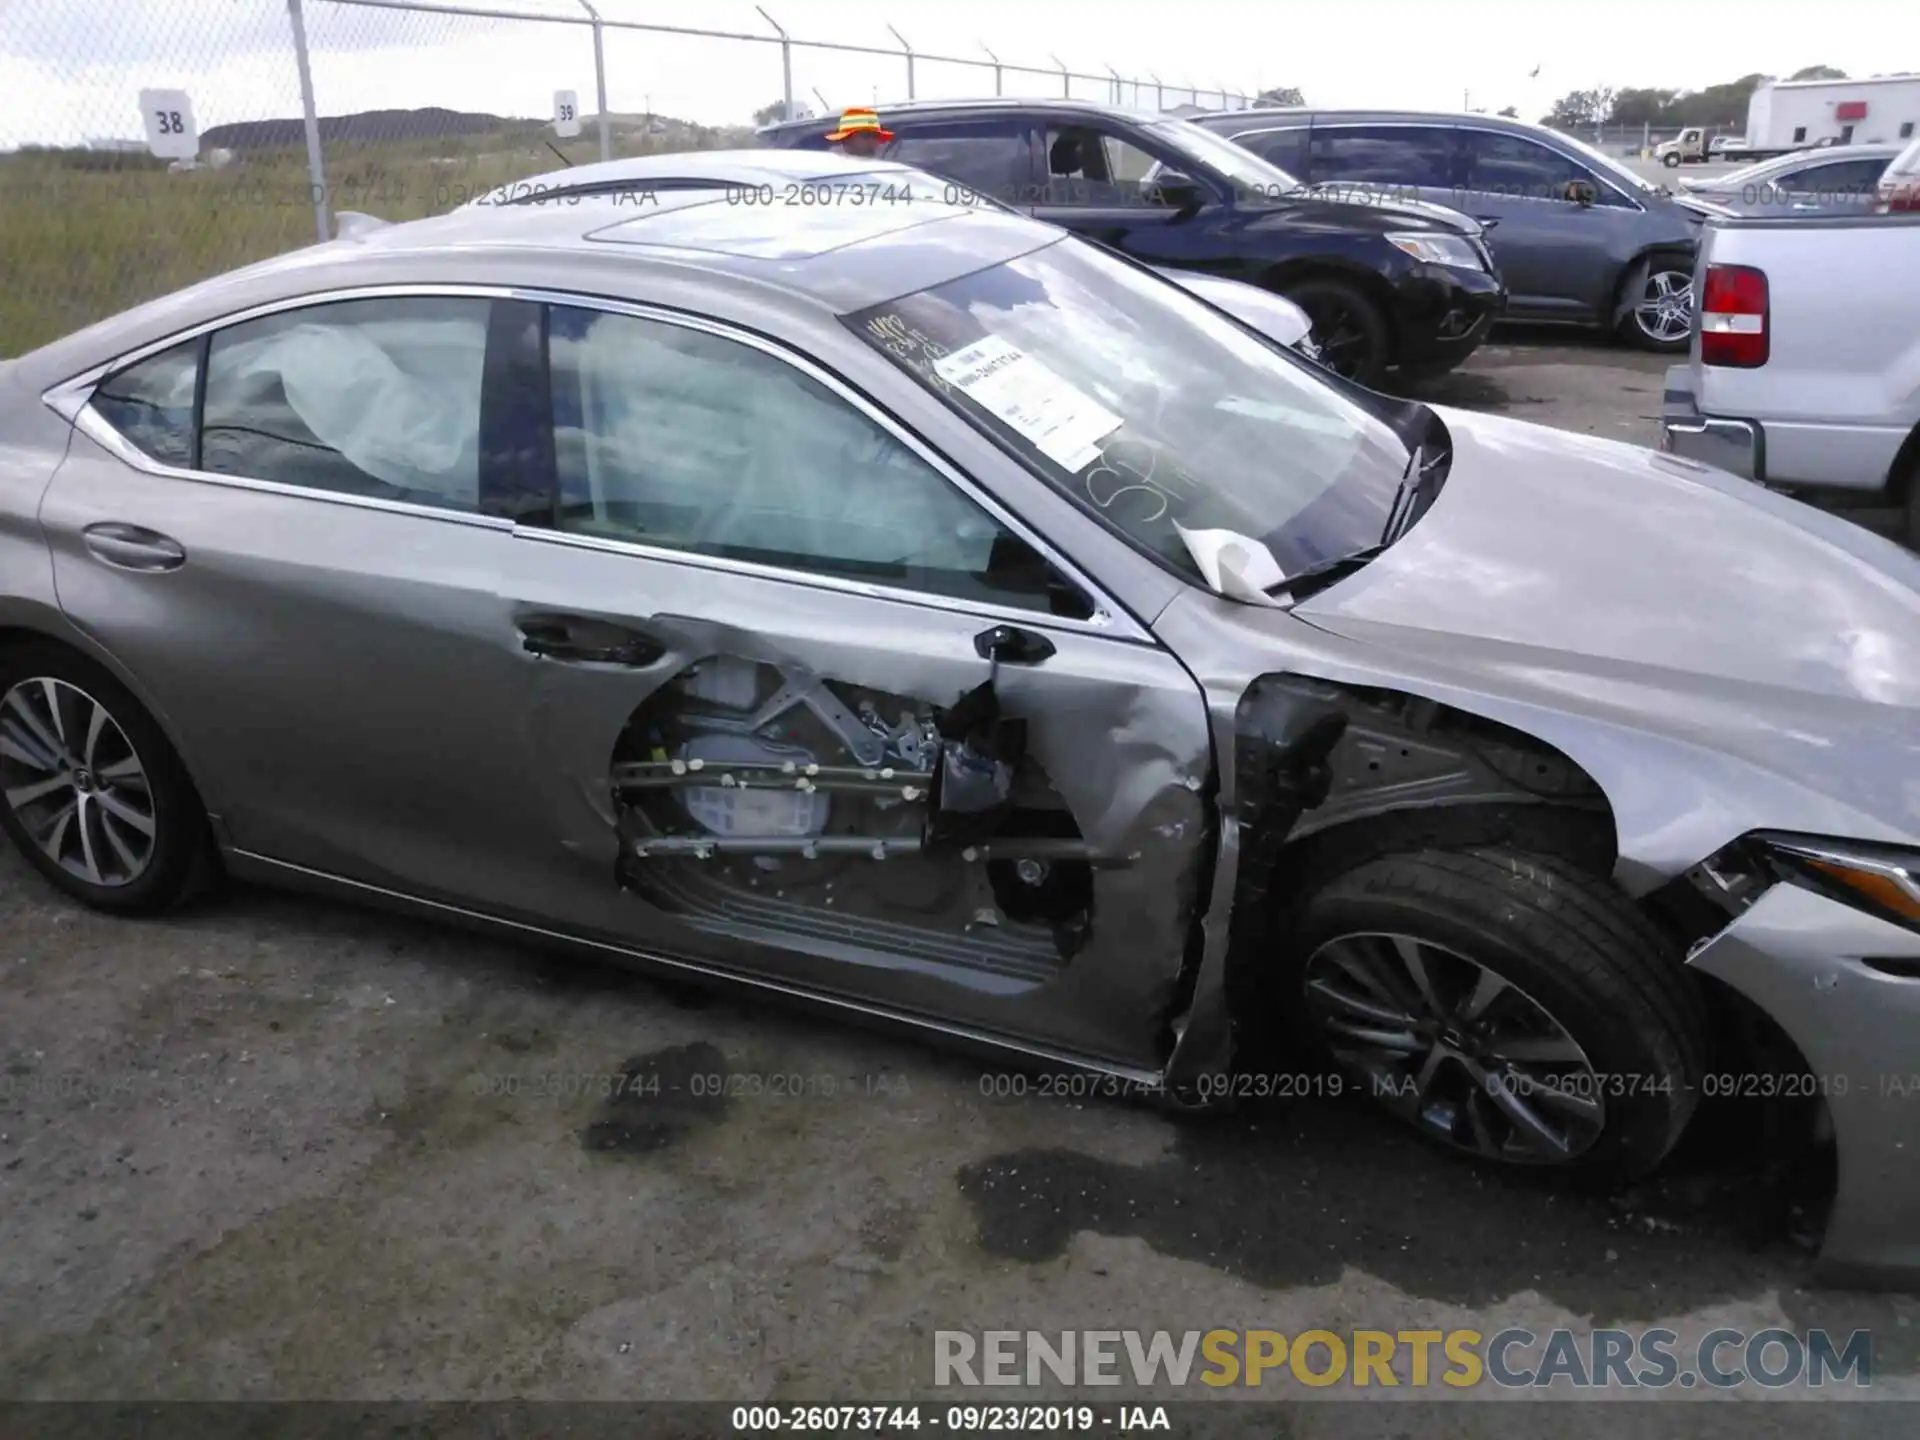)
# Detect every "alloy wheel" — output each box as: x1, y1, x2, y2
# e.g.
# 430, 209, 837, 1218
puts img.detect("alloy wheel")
0, 676, 156, 887
1301, 931, 1607, 1164
1633, 268, 1694, 345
